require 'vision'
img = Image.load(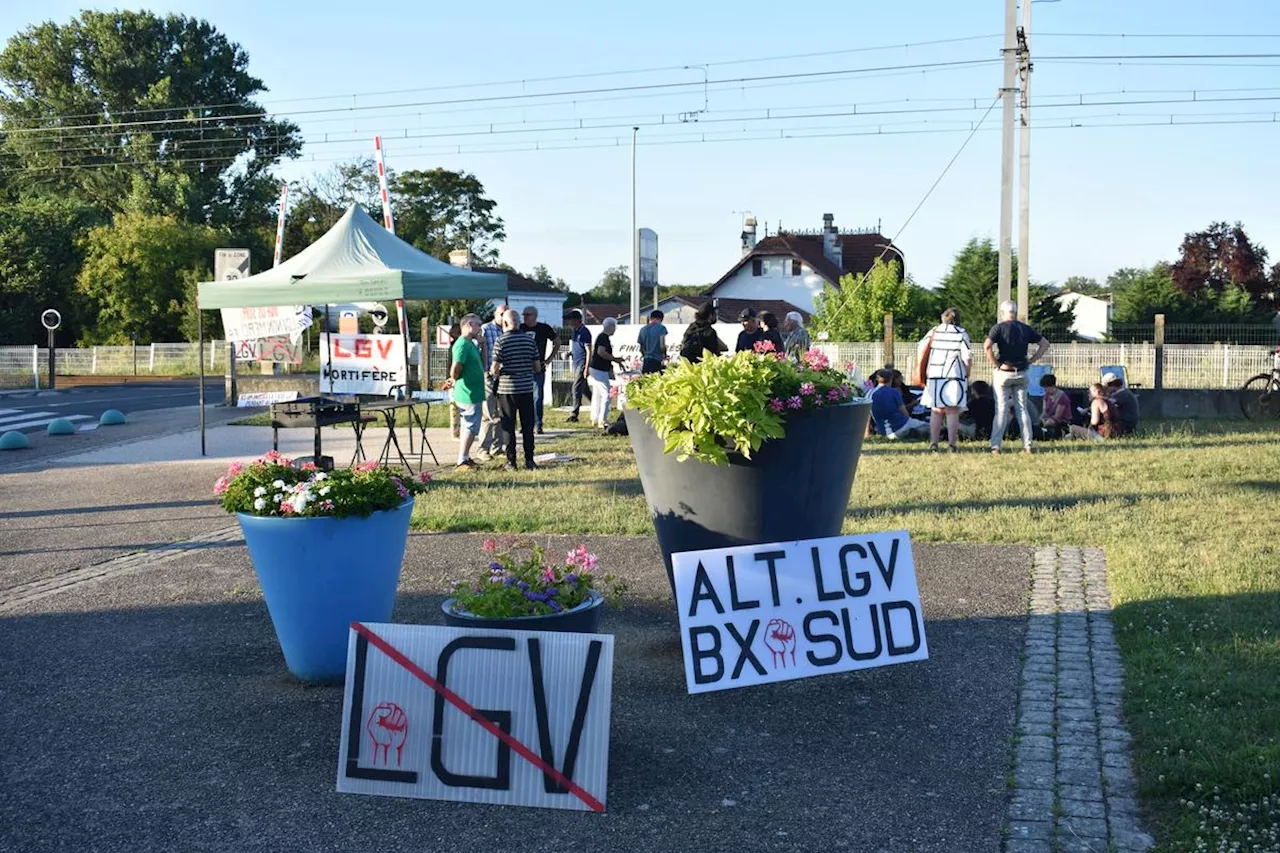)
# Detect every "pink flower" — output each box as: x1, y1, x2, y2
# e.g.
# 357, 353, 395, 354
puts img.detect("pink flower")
227, 461, 243, 477
775, 352, 787, 362
800, 382, 816, 396
543, 568, 556, 583
212, 476, 229, 496
280, 501, 294, 515
845, 361, 856, 372
814, 397, 825, 407
753, 340, 776, 354
482, 538, 498, 554
840, 384, 853, 398
300, 461, 317, 471
583, 554, 598, 572
320, 500, 335, 512
801, 349, 830, 371
788, 396, 803, 410
827, 388, 841, 401
768, 398, 784, 413
355, 461, 379, 472
417, 471, 433, 484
